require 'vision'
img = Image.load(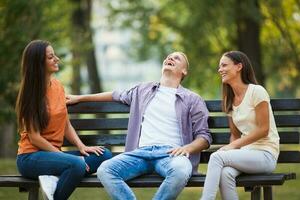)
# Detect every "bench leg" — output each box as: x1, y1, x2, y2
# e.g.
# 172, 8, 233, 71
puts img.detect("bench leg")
263, 186, 273, 200
28, 187, 39, 200
251, 187, 261, 200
